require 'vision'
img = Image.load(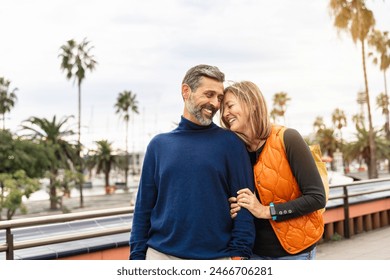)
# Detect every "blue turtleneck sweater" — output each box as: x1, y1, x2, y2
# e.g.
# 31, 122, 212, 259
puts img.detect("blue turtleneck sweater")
129, 116, 255, 259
